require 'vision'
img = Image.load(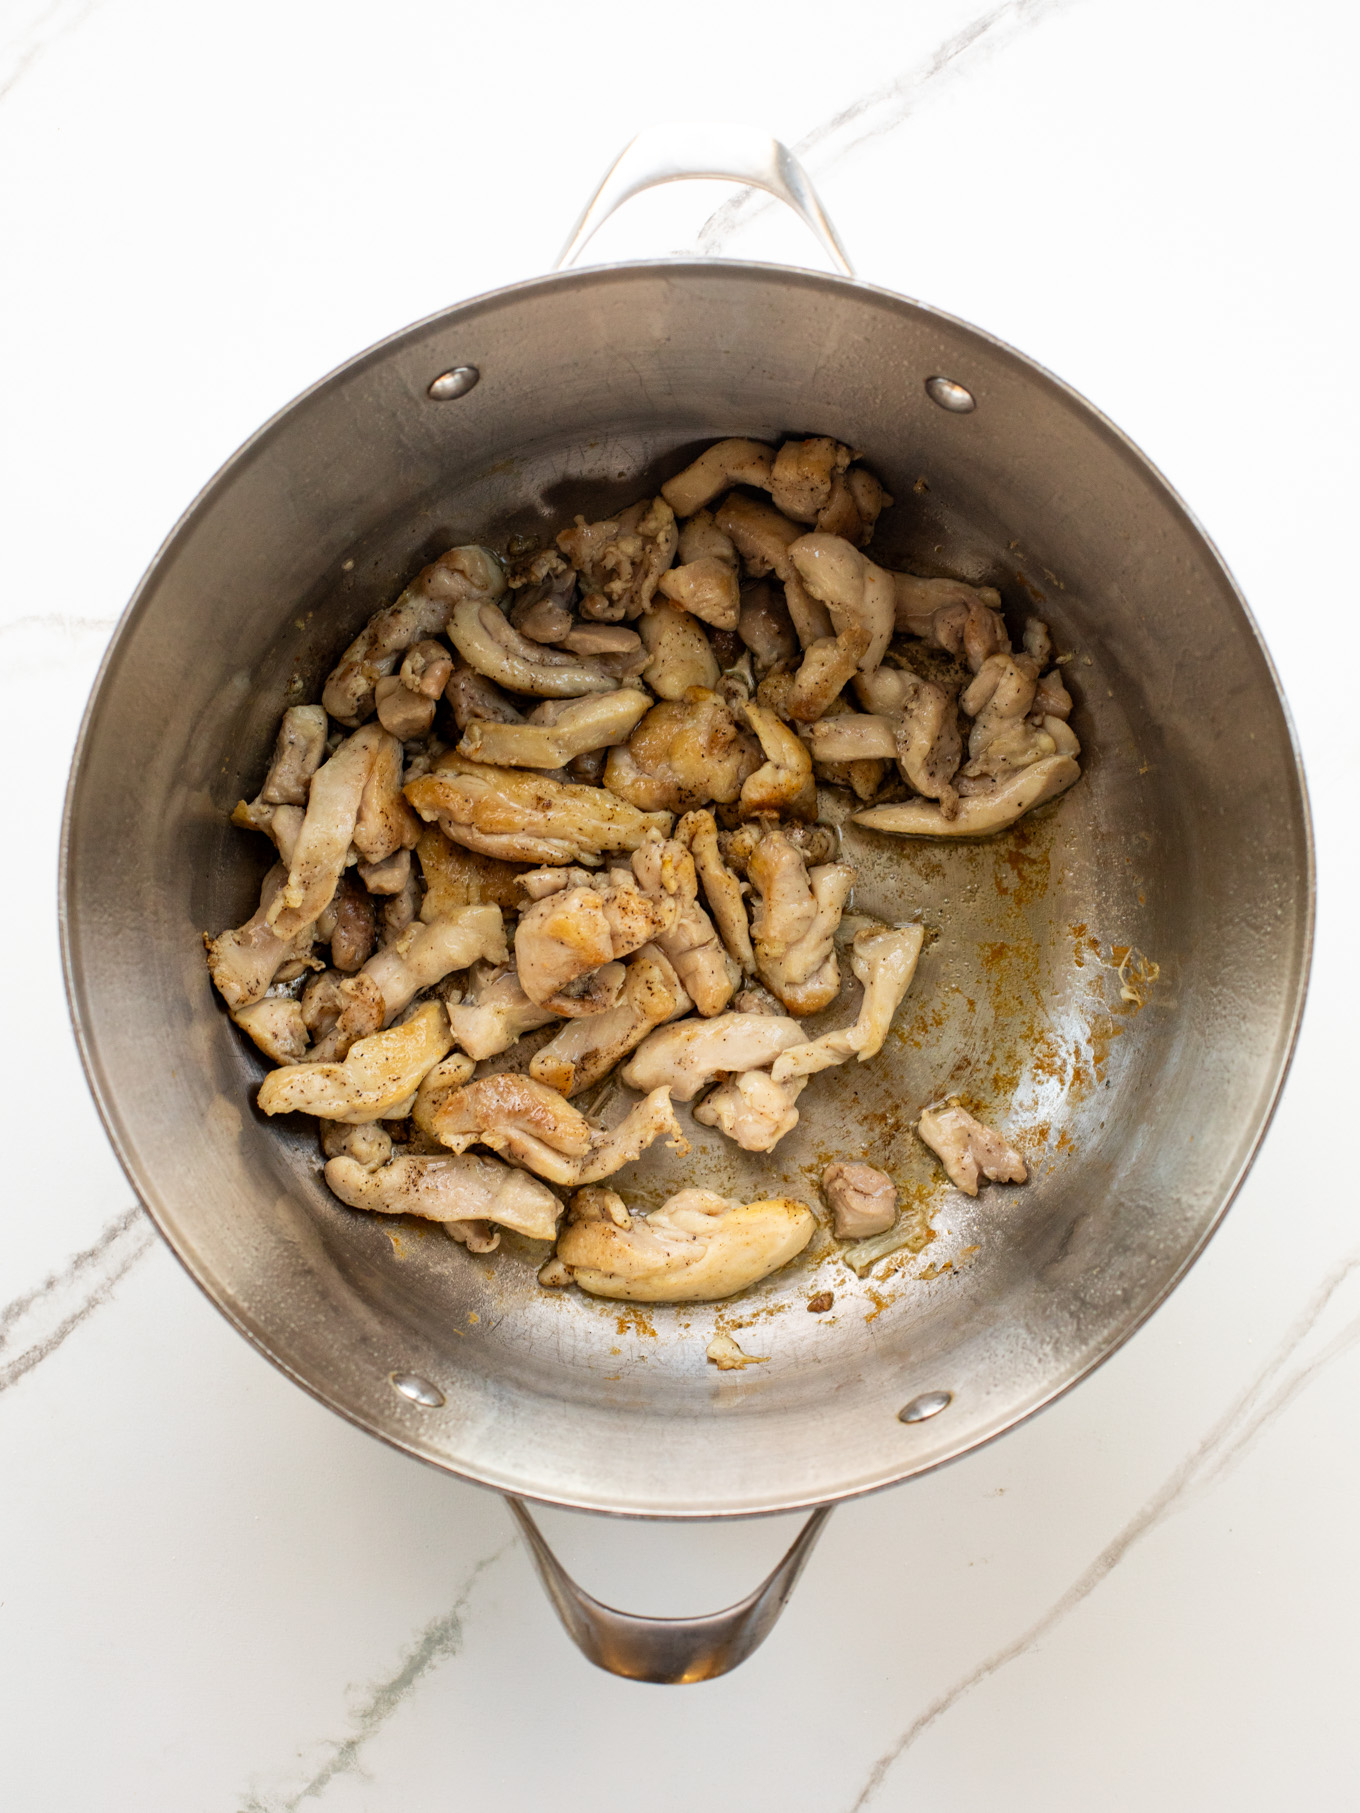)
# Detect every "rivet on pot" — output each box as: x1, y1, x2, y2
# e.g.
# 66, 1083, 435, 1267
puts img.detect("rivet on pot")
925, 376, 975, 414
898, 1390, 952, 1423
427, 365, 480, 401
391, 1371, 445, 1407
